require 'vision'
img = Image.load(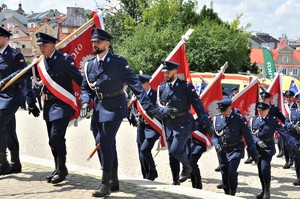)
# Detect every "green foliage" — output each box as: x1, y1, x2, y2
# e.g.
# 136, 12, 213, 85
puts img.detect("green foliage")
105, 0, 256, 74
